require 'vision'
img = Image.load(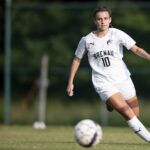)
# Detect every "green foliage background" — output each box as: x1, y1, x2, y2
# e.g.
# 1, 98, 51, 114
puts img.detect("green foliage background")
10, 1, 150, 99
